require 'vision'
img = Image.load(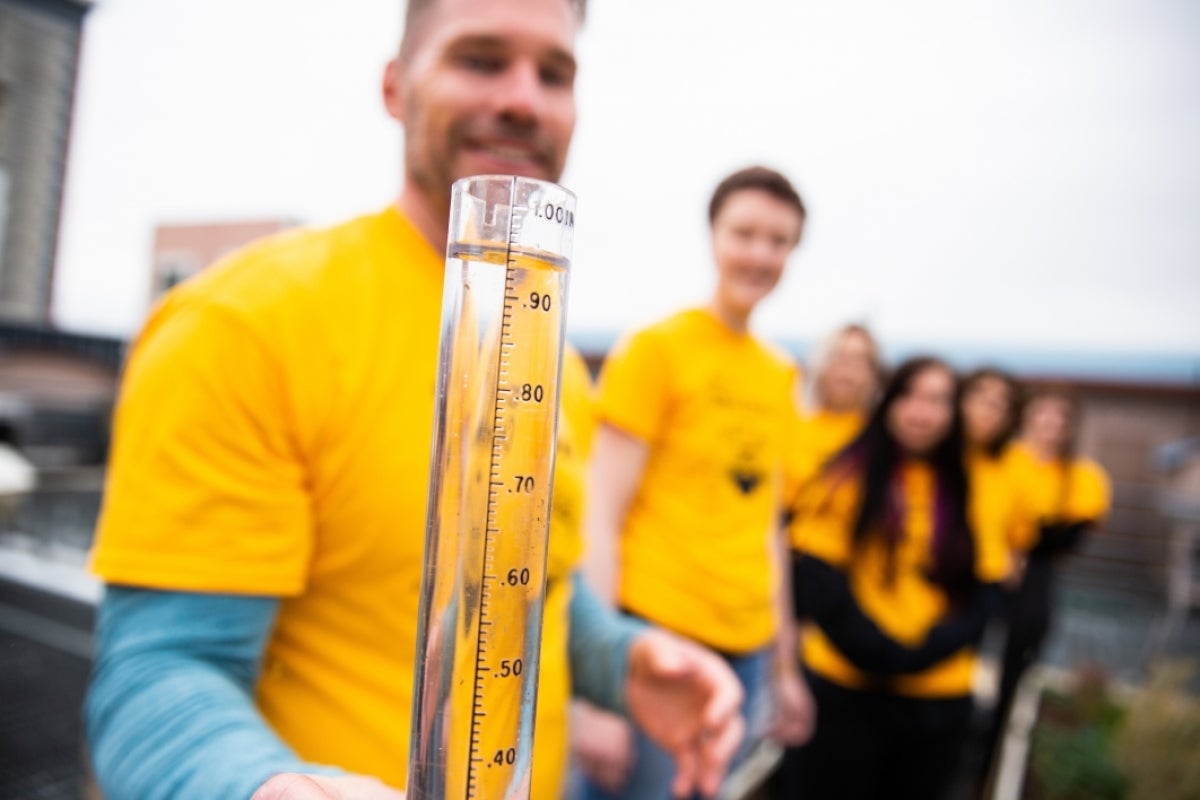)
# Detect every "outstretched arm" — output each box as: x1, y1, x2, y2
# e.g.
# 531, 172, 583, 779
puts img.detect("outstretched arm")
568, 575, 745, 798
86, 587, 344, 800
